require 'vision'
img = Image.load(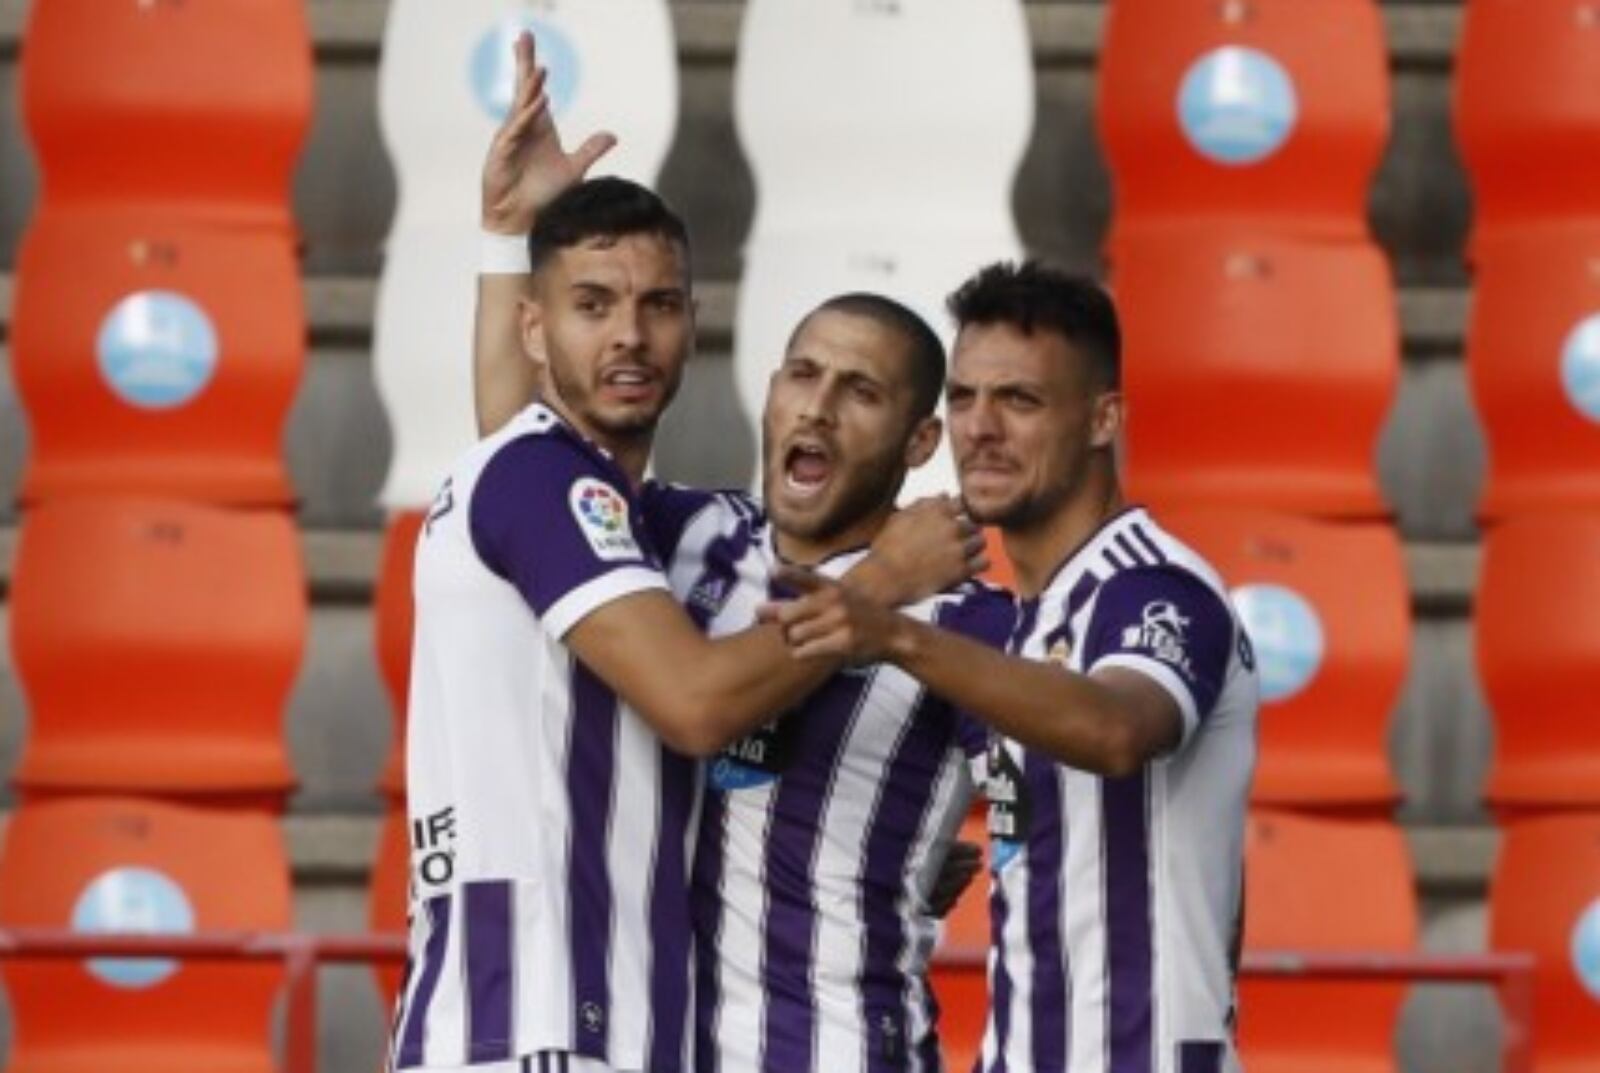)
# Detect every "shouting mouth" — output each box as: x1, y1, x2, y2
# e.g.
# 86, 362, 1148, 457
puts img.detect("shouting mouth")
783, 440, 836, 500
